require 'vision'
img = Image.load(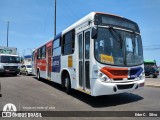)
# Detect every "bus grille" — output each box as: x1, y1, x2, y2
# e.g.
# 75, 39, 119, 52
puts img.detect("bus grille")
100, 67, 143, 80
130, 67, 143, 78
117, 84, 134, 90
100, 67, 128, 80
108, 70, 128, 76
